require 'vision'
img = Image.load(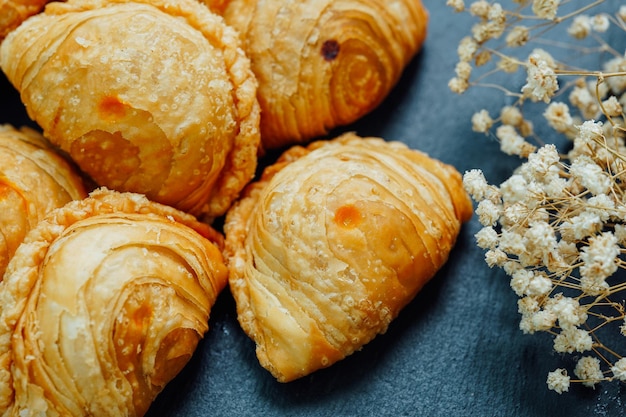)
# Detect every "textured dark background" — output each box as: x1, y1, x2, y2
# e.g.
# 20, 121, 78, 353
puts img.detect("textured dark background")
2, 1, 626, 416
